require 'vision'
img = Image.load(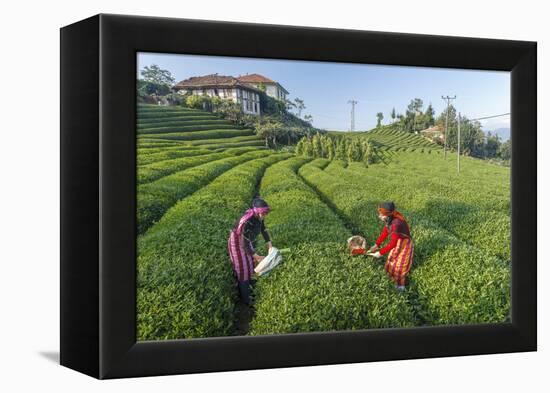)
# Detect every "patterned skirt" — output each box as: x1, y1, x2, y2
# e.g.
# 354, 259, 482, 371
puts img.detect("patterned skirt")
227, 229, 254, 282
384, 237, 414, 286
